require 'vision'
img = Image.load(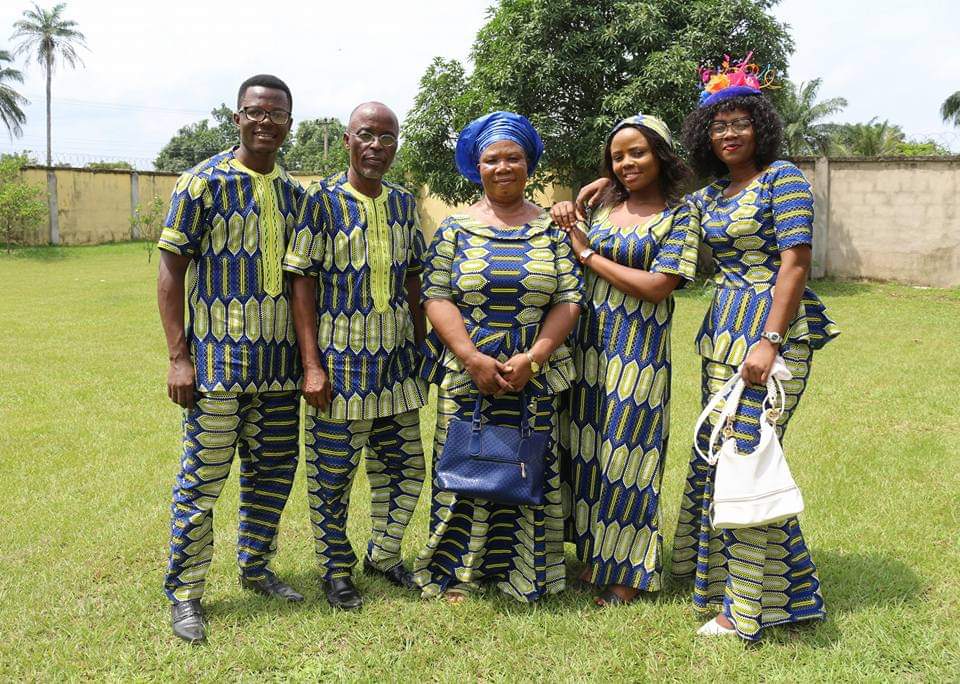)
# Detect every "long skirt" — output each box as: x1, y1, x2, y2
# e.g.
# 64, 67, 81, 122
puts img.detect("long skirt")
671, 343, 826, 640
413, 390, 565, 602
